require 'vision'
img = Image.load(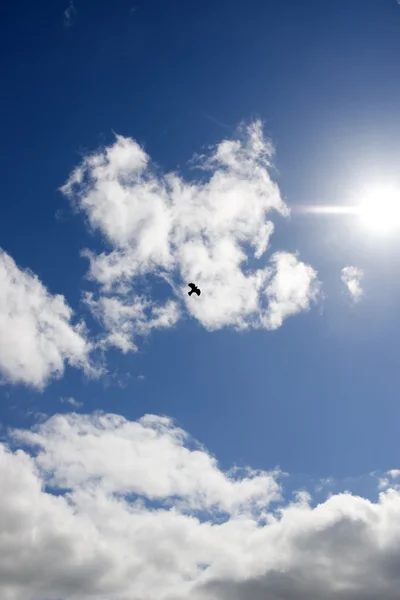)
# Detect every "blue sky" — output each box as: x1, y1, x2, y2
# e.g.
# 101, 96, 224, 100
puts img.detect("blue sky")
2, 2, 400, 599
